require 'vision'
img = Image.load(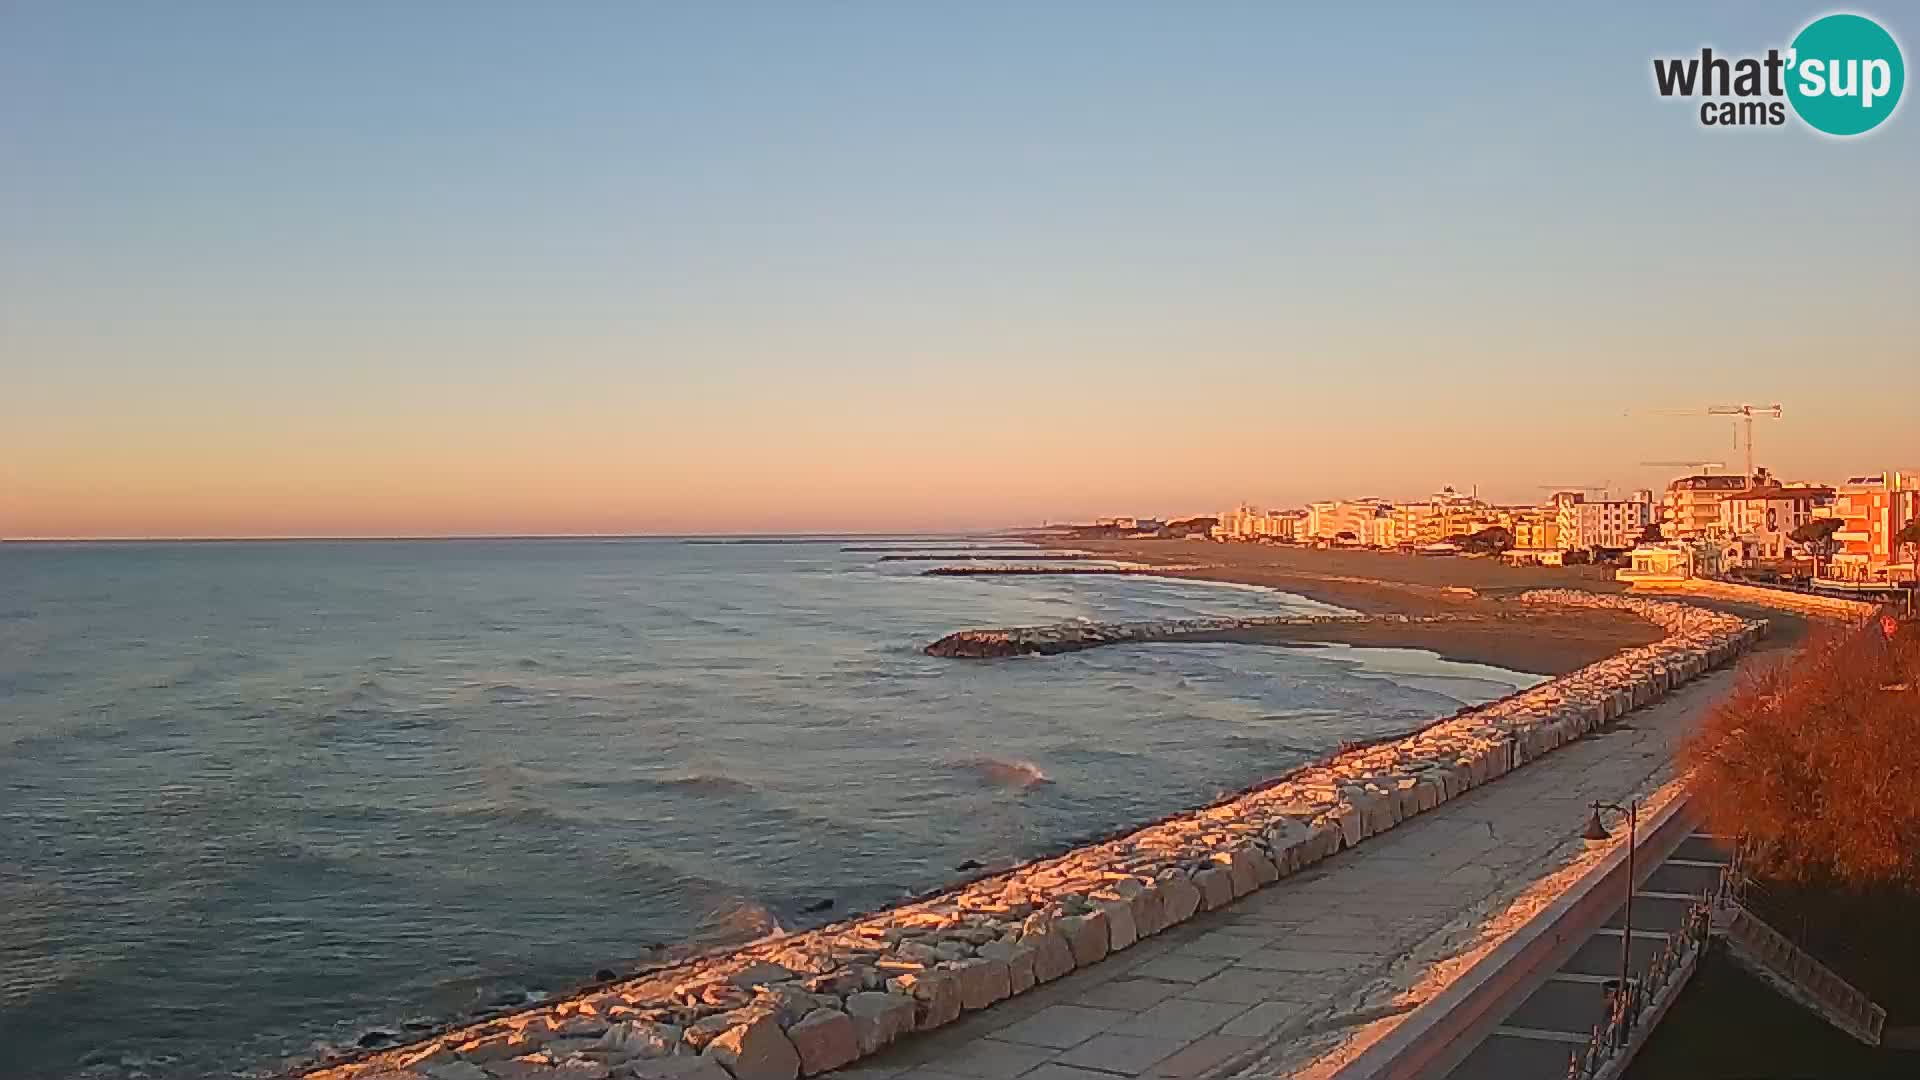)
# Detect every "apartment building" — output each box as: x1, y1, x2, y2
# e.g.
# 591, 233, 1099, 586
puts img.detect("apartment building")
1391, 502, 1437, 545
1828, 471, 1920, 582
1364, 507, 1400, 549
1717, 483, 1835, 565
1661, 473, 1754, 541
1553, 491, 1655, 551
1213, 505, 1300, 542
1512, 506, 1561, 551
1307, 499, 1391, 542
